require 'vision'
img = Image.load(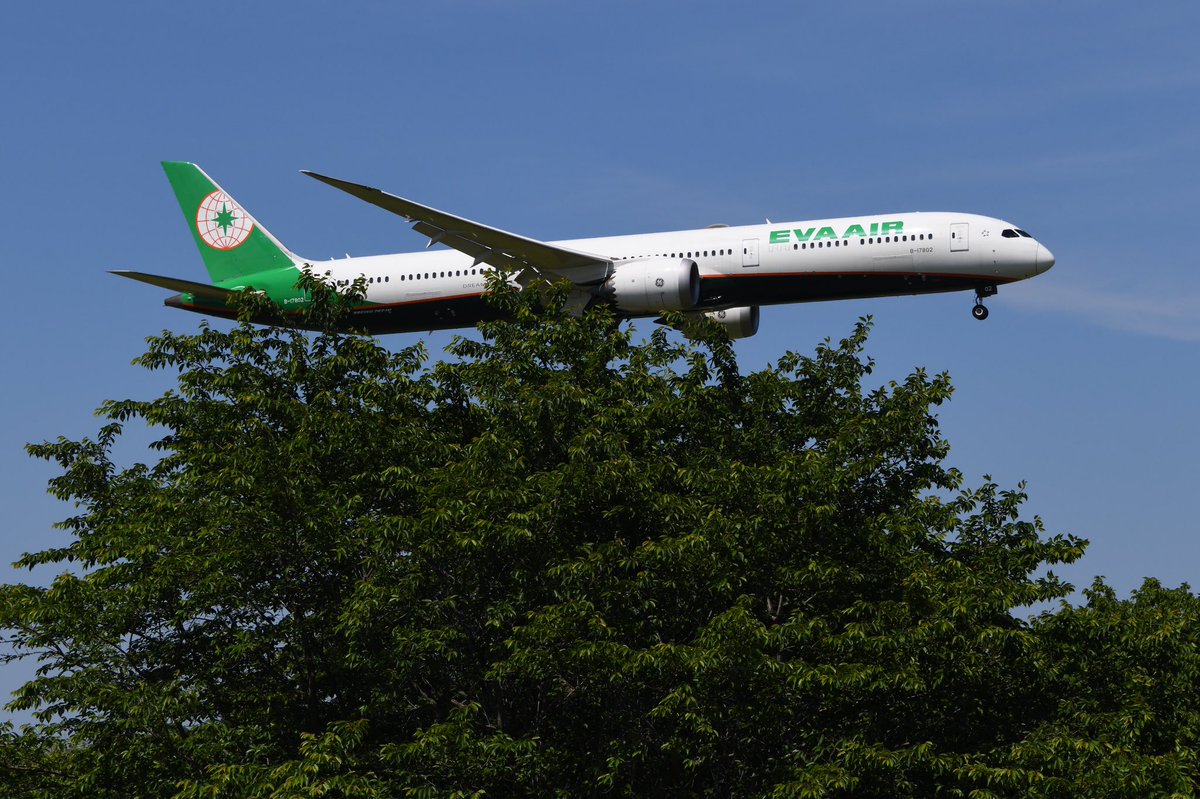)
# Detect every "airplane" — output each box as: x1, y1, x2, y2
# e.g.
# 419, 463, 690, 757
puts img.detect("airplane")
113, 162, 1055, 338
